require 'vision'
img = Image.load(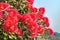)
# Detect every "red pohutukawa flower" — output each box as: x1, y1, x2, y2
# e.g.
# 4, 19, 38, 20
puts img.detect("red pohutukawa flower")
16, 29, 23, 37
4, 15, 18, 25
6, 8, 22, 21
6, 8, 19, 16
0, 11, 3, 19
45, 22, 50, 27
31, 7, 38, 13
27, 22, 38, 32
29, 13, 38, 22
42, 17, 49, 22
47, 28, 54, 36
30, 32, 37, 38
27, 21, 38, 38
27, 0, 34, 4
37, 13, 43, 19
21, 13, 33, 23
0, 2, 10, 11
42, 17, 50, 27
38, 26, 45, 35
17, 13, 22, 20
39, 7, 45, 15
3, 20, 18, 33
0, 2, 10, 19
